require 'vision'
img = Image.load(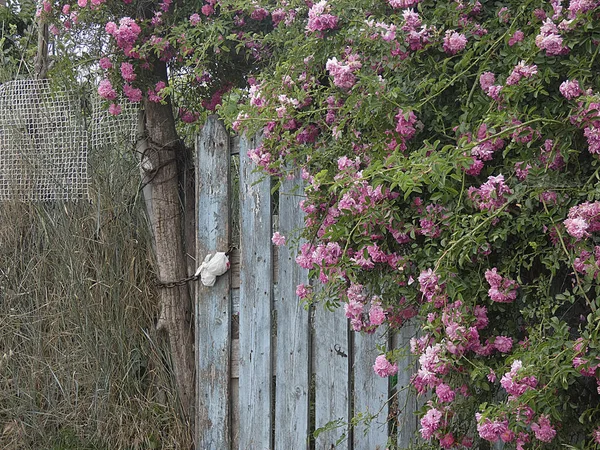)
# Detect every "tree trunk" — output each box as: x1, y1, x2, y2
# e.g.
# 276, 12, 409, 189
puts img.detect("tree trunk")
34, 18, 49, 79
137, 60, 195, 421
